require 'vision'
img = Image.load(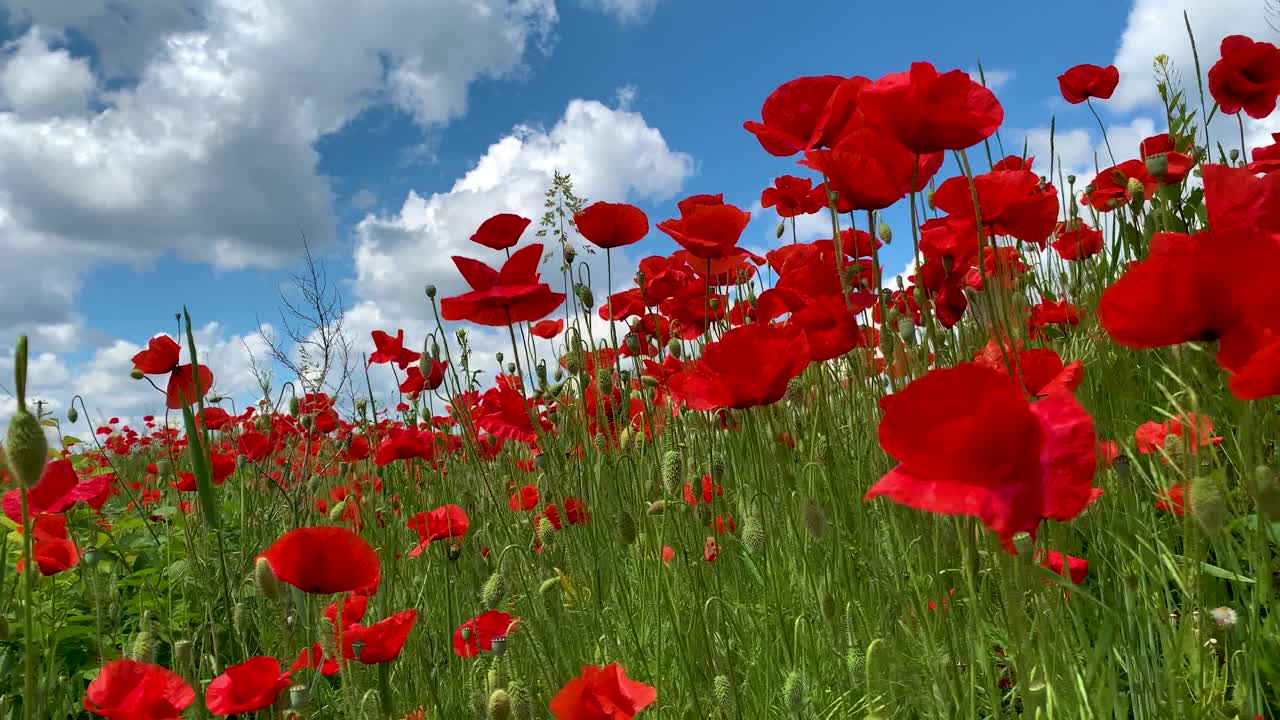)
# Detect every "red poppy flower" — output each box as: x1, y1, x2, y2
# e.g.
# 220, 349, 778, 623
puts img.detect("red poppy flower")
1135, 413, 1222, 454
550, 663, 657, 720
369, 329, 421, 370
684, 323, 810, 411
972, 338, 1084, 398
661, 546, 675, 563
475, 383, 552, 443
205, 656, 291, 716
131, 334, 215, 410
1250, 132, 1280, 174
1202, 163, 1280, 236
1050, 220, 1104, 261
1156, 483, 1187, 515
799, 128, 942, 211
932, 167, 1059, 245
84, 659, 195, 720
761, 175, 822, 217
857, 62, 1004, 154
407, 504, 469, 556
600, 288, 647, 322
509, 484, 540, 511
374, 427, 436, 466
291, 644, 340, 677
1038, 550, 1088, 584
199, 406, 232, 431
575, 202, 649, 249
260, 526, 380, 595
441, 243, 567, 326
3, 459, 112, 522
789, 301, 863, 363
1057, 63, 1119, 104
27, 513, 80, 575
1207, 35, 1280, 119
865, 363, 1098, 543
471, 213, 531, 250
325, 595, 370, 627
345, 609, 418, 664
1028, 300, 1081, 339
531, 319, 565, 339
1082, 159, 1155, 212
1139, 134, 1194, 184
452, 610, 516, 657
742, 75, 845, 156
656, 197, 753, 261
